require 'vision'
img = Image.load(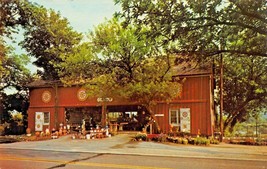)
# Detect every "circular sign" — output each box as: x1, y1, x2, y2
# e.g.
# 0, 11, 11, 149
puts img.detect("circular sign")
77, 88, 88, 101
42, 91, 52, 103
182, 111, 188, 118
